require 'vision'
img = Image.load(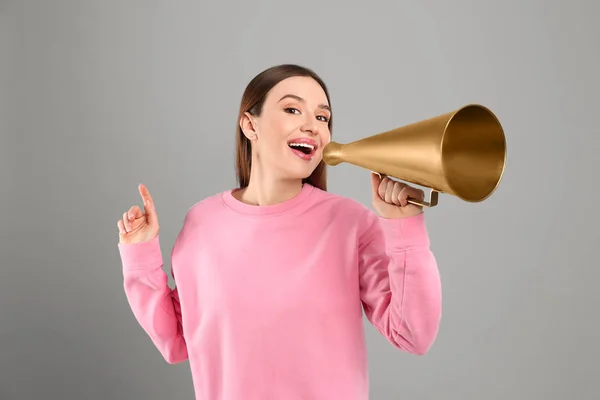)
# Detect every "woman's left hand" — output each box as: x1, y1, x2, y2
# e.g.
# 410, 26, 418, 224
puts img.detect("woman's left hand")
370, 172, 425, 219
